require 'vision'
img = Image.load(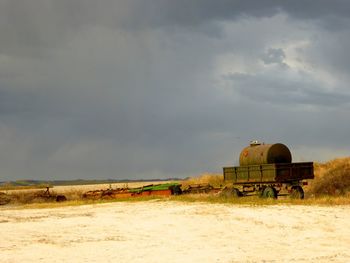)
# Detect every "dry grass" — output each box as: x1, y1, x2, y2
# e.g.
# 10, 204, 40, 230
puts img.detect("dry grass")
170, 193, 350, 206
2, 181, 167, 204
8, 193, 350, 210
3, 191, 350, 210
310, 157, 350, 196
0, 188, 81, 206
3, 159, 350, 209
0, 184, 52, 191
184, 158, 350, 199
314, 157, 350, 176
4, 189, 53, 205
1, 181, 175, 207
181, 173, 225, 188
